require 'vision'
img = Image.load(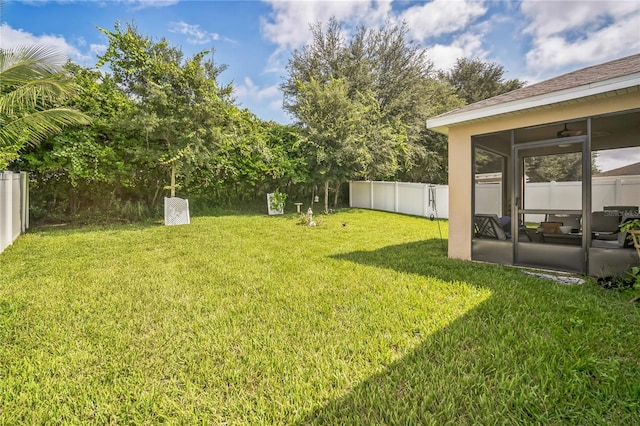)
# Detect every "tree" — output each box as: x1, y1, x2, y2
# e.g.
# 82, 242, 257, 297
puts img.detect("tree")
282, 19, 453, 205
294, 76, 404, 211
525, 152, 598, 183
97, 22, 234, 199
20, 63, 136, 217
0, 45, 90, 169
19, 23, 311, 223
440, 57, 525, 105
419, 57, 526, 184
